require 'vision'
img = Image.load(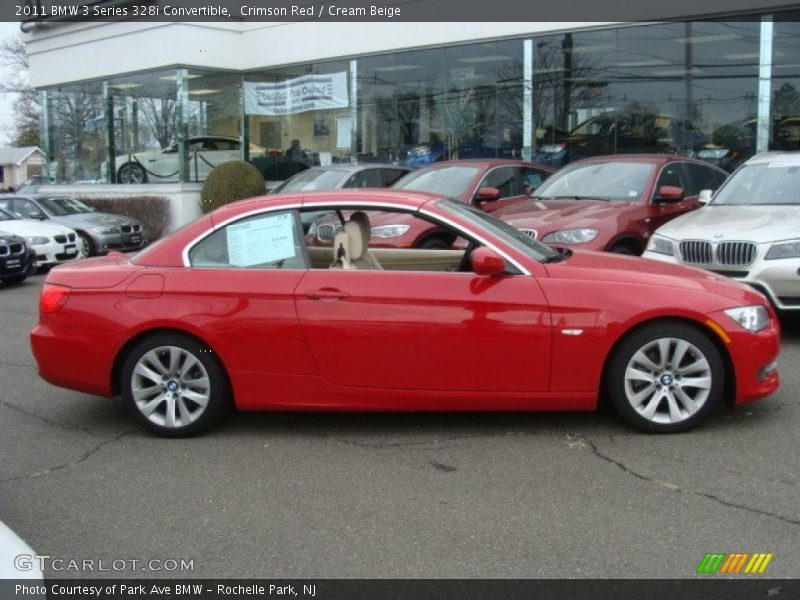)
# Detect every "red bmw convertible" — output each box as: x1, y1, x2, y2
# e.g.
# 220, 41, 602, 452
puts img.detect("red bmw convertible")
31, 190, 780, 436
